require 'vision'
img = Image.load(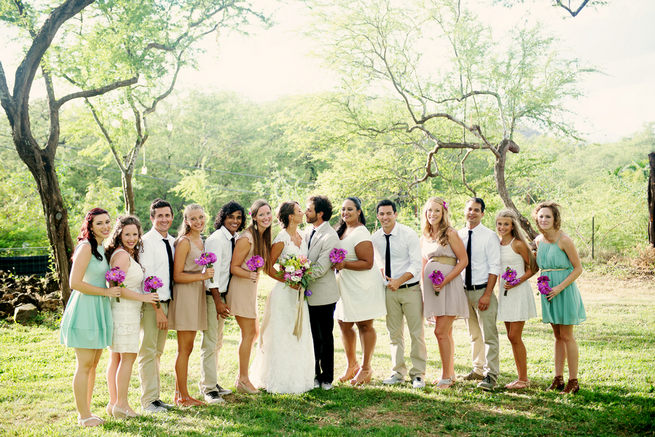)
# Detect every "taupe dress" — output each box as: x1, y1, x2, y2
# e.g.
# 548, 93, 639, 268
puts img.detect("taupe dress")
227, 231, 260, 319
168, 236, 207, 331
